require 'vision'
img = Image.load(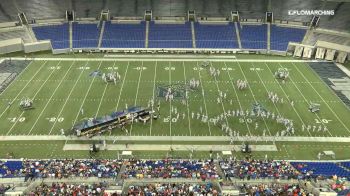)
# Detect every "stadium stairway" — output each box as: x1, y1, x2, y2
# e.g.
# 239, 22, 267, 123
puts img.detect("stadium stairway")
69, 21, 73, 49
97, 21, 105, 48
234, 22, 242, 49
302, 28, 313, 44
145, 21, 149, 48
267, 23, 271, 50
25, 26, 37, 42
191, 21, 196, 48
